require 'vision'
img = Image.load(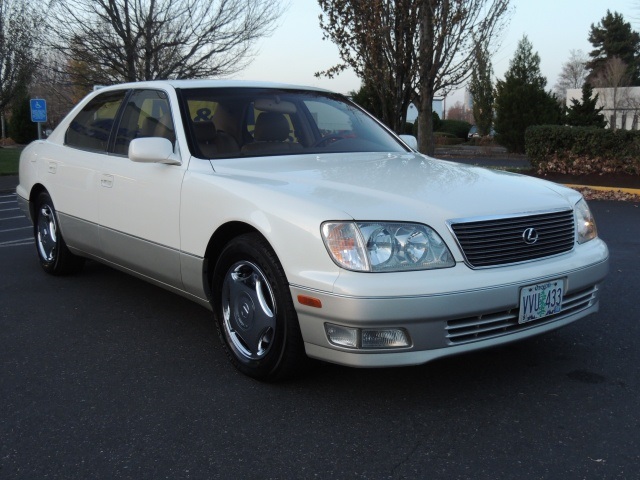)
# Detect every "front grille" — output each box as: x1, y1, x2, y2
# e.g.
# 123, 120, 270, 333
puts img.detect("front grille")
445, 285, 598, 345
450, 210, 575, 268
